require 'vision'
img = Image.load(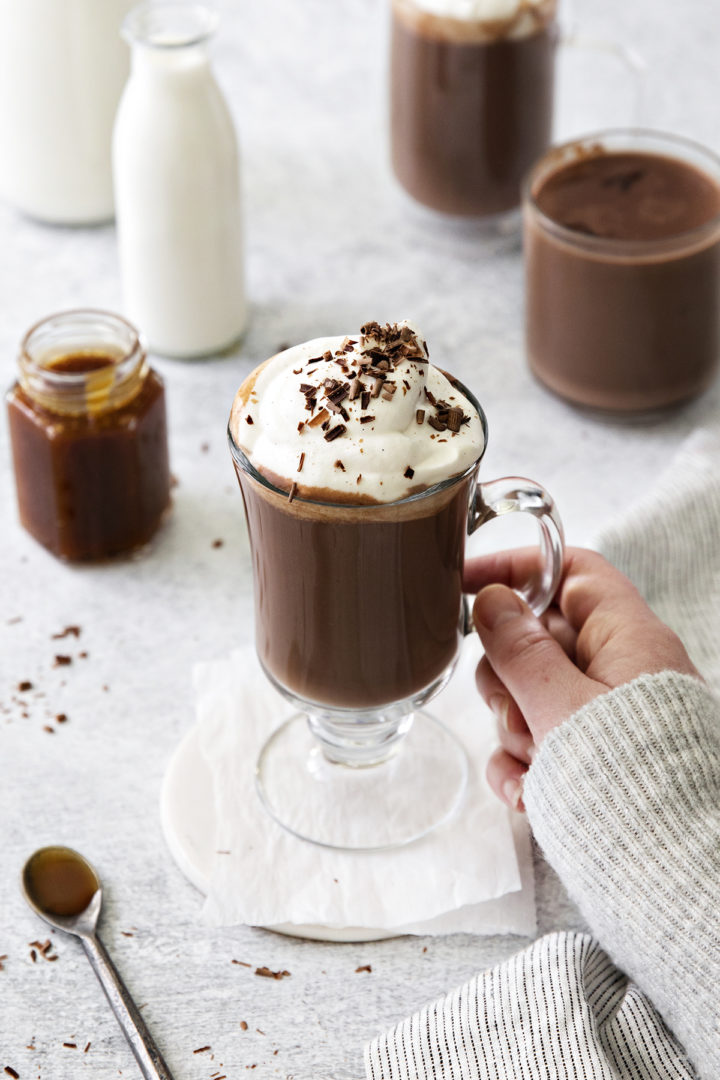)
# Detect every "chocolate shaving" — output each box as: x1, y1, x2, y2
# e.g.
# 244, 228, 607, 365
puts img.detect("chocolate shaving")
53, 655, 72, 667
324, 424, 347, 442
193, 1046, 212, 1054
308, 408, 329, 428
17, 680, 33, 692
240, 1021, 248, 1031
334, 460, 345, 471
359, 416, 375, 424
300, 383, 317, 395
297, 421, 305, 433
5, 1067, 19, 1078
349, 378, 363, 401
287, 483, 298, 503
255, 967, 291, 980
297, 452, 305, 472
52, 626, 81, 640
355, 964, 372, 973
245, 415, 254, 425
371, 377, 384, 398
360, 390, 371, 411
424, 388, 437, 406
416, 409, 425, 425
404, 466, 415, 479
446, 407, 463, 432
428, 415, 447, 432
